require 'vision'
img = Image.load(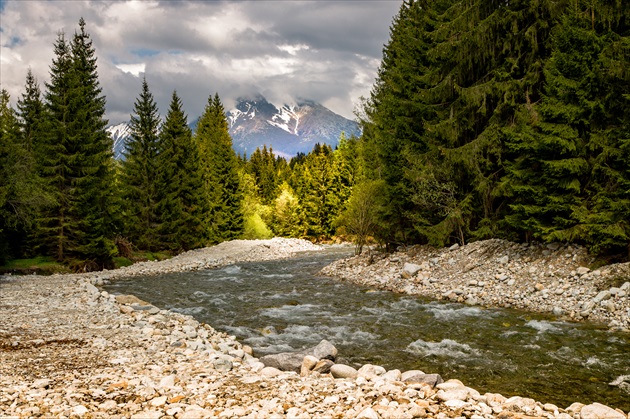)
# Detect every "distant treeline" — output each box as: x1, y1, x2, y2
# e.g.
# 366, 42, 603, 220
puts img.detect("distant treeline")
2, 0, 630, 270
